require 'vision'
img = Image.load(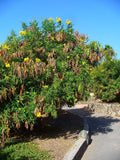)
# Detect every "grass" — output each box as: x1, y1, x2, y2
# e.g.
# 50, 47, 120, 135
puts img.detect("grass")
0, 138, 53, 160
